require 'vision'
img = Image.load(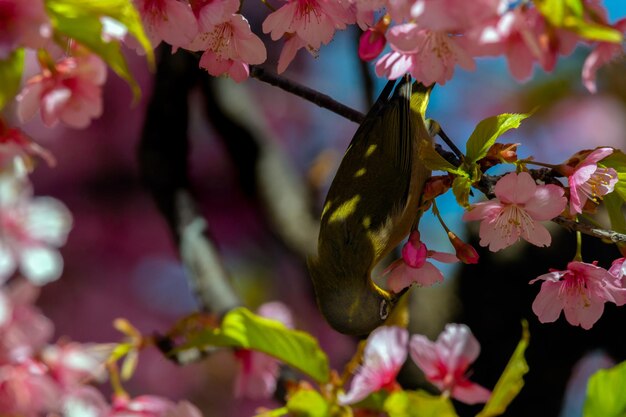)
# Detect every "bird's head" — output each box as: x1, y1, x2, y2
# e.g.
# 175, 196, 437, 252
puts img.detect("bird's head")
308, 257, 403, 335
